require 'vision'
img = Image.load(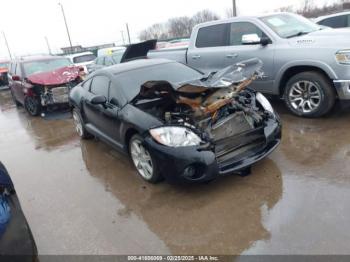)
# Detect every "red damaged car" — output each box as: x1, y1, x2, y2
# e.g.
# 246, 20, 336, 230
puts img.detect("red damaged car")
8, 56, 84, 116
